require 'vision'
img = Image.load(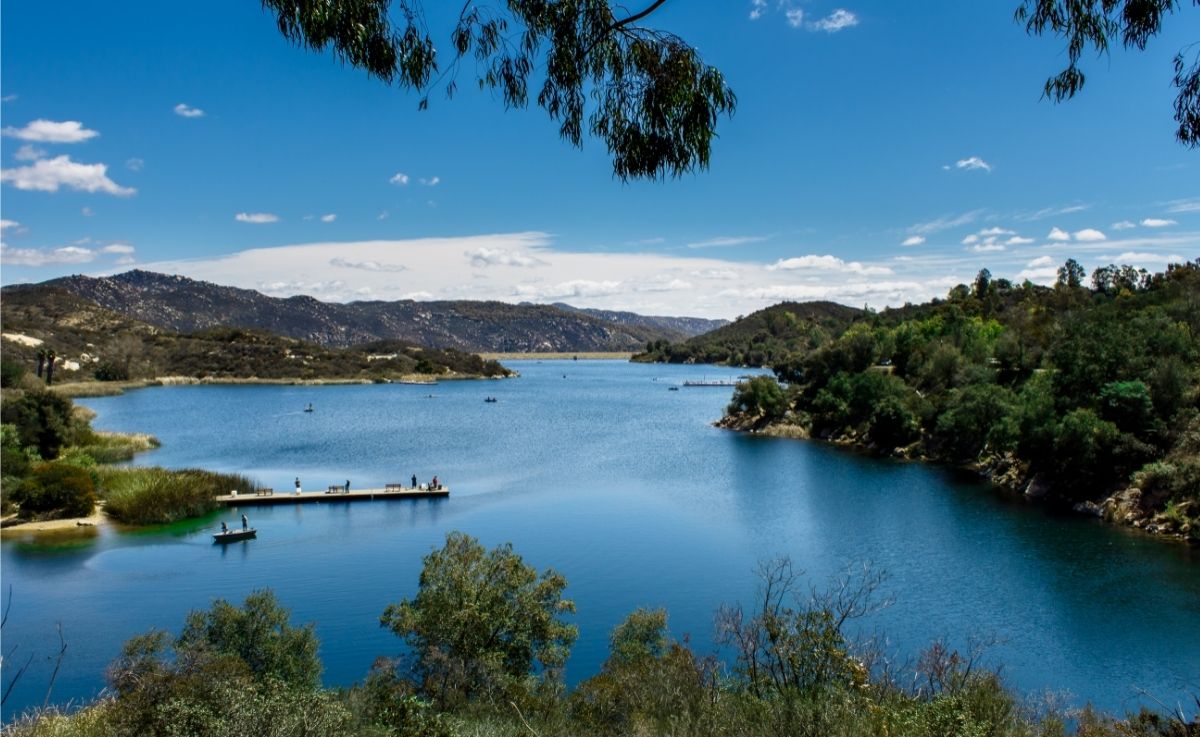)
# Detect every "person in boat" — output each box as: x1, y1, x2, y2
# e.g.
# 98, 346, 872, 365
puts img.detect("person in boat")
295, 477, 302, 495
221, 521, 228, 533
241, 514, 248, 530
